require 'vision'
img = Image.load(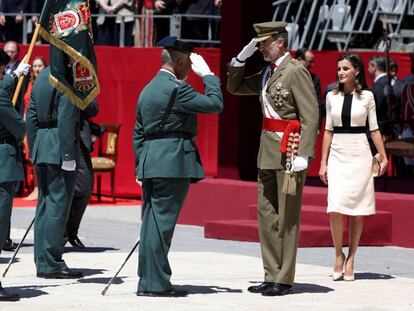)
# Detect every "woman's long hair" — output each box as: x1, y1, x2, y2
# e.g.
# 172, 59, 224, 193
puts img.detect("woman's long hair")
333, 53, 368, 95
30, 56, 48, 83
